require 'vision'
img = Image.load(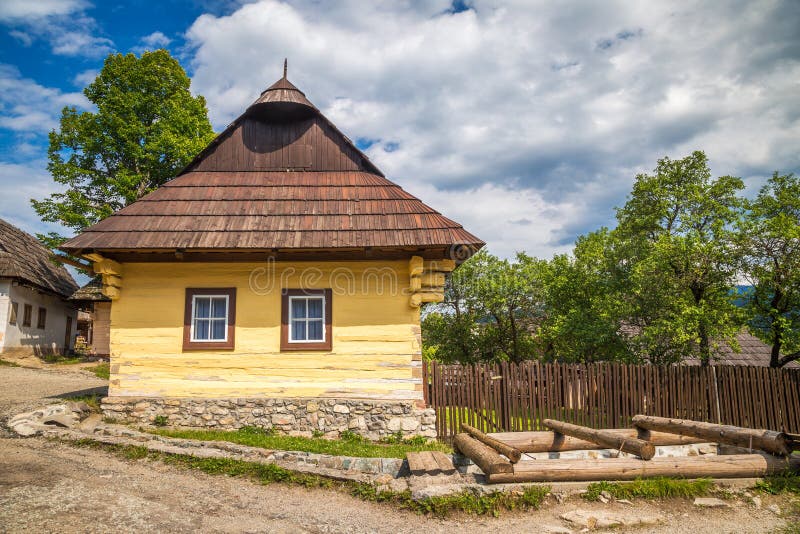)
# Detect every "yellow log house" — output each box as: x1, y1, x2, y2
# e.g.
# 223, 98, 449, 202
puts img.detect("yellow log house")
60, 65, 483, 437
